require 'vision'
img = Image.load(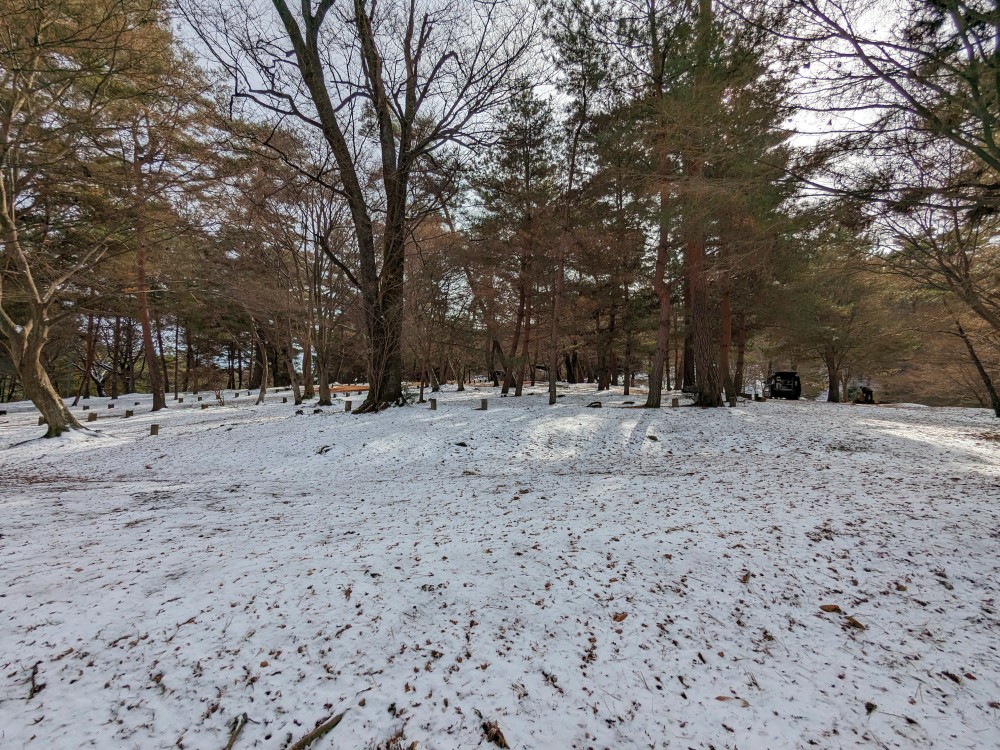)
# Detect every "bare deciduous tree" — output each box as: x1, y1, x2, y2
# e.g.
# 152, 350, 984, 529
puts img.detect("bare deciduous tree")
185, 0, 536, 411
